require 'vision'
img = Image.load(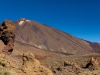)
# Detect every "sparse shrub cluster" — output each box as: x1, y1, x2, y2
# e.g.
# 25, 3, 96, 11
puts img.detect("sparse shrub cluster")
0, 58, 16, 75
